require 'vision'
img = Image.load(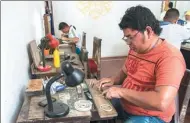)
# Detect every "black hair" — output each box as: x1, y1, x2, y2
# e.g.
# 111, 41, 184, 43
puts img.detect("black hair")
168, 2, 173, 9
59, 22, 68, 30
119, 5, 162, 36
165, 8, 179, 20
